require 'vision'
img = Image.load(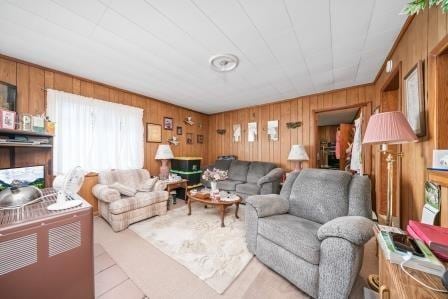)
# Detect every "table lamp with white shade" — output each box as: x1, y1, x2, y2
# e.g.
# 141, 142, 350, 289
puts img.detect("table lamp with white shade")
155, 144, 174, 180
288, 144, 309, 171
362, 111, 417, 226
